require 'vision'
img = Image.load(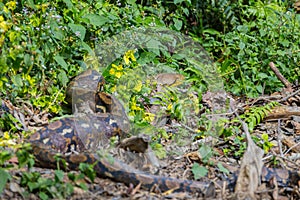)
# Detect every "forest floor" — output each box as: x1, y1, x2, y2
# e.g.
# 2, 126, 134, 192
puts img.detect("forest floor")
1, 76, 300, 200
